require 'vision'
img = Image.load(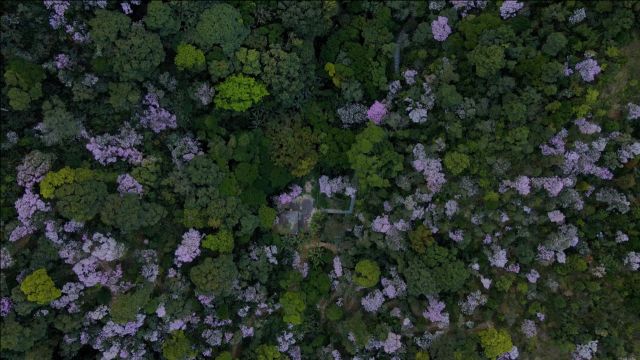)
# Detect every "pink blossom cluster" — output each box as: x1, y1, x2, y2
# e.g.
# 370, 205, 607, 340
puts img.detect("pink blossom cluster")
569, 8, 587, 24
86, 124, 143, 165
526, 269, 540, 283
531, 176, 573, 197
361, 289, 385, 313
54, 53, 71, 70
318, 175, 349, 198
423, 297, 449, 328
195, 83, 215, 106
624, 252, 639, 271
0, 297, 12, 317
450, 0, 488, 17
431, 16, 451, 42
117, 174, 143, 195
174, 229, 202, 267
449, 229, 464, 243
459, 290, 487, 315
169, 134, 204, 166
562, 140, 612, 180
381, 269, 407, 299
627, 103, 640, 120
292, 251, 309, 278
43, 0, 70, 29
82, 233, 125, 262
372, 215, 393, 234
540, 129, 568, 156
332, 256, 343, 278
139, 93, 178, 133
488, 245, 508, 268
500, 1, 524, 19
382, 332, 402, 354
412, 144, 446, 193
521, 319, 537, 338
367, 101, 387, 125
547, 210, 565, 224
575, 58, 601, 82
10, 190, 50, 242
572, 341, 598, 360
574, 118, 601, 134
403, 69, 418, 85
73, 257, 123, 288
276, 184, 303, 206
0, 248, 13, 270
16, 151, 53, 190
500, 176, 531, 196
